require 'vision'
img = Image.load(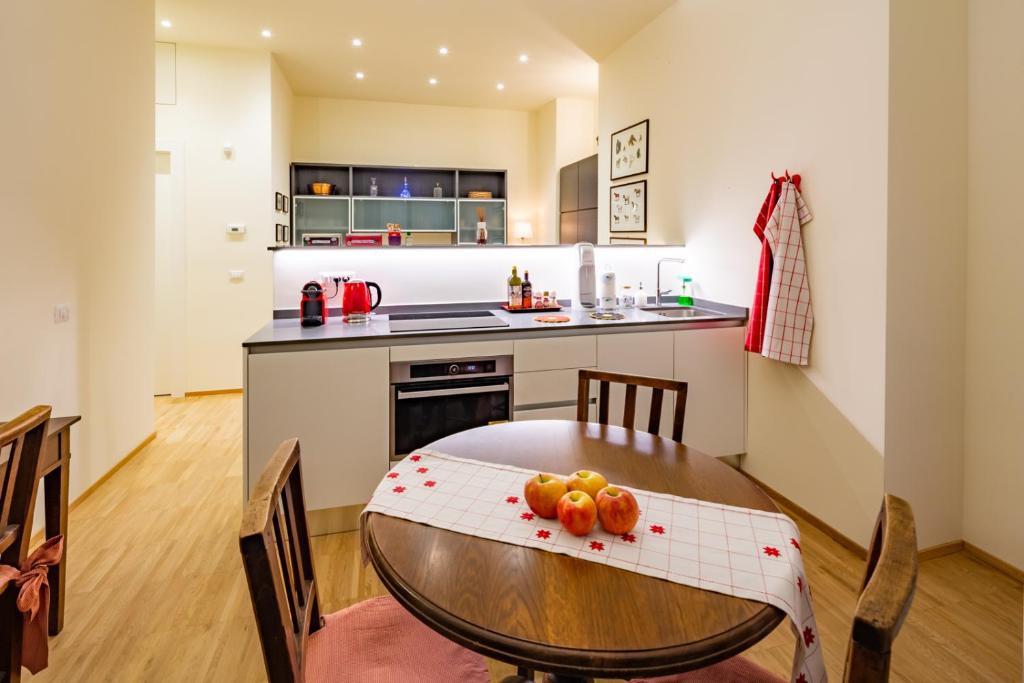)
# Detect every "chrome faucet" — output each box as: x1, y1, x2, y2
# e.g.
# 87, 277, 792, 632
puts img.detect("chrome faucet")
655, 257, 686, 307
